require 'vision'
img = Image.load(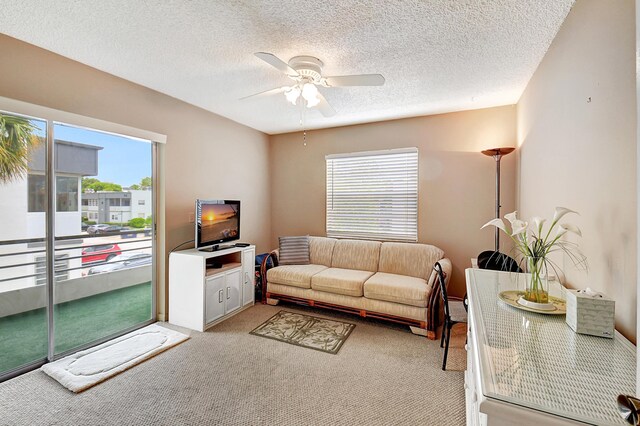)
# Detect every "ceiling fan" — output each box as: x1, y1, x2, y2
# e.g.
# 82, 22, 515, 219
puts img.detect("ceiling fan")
241, 52, 385, 117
